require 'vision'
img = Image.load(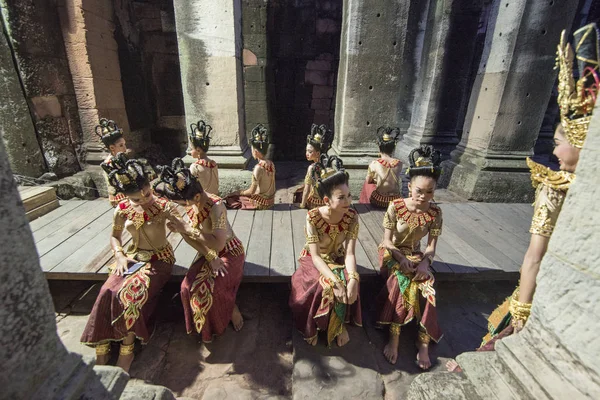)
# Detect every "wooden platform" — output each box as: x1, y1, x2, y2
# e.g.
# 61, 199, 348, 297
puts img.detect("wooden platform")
19, 186, 60, 221
35, 199, 531, 282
